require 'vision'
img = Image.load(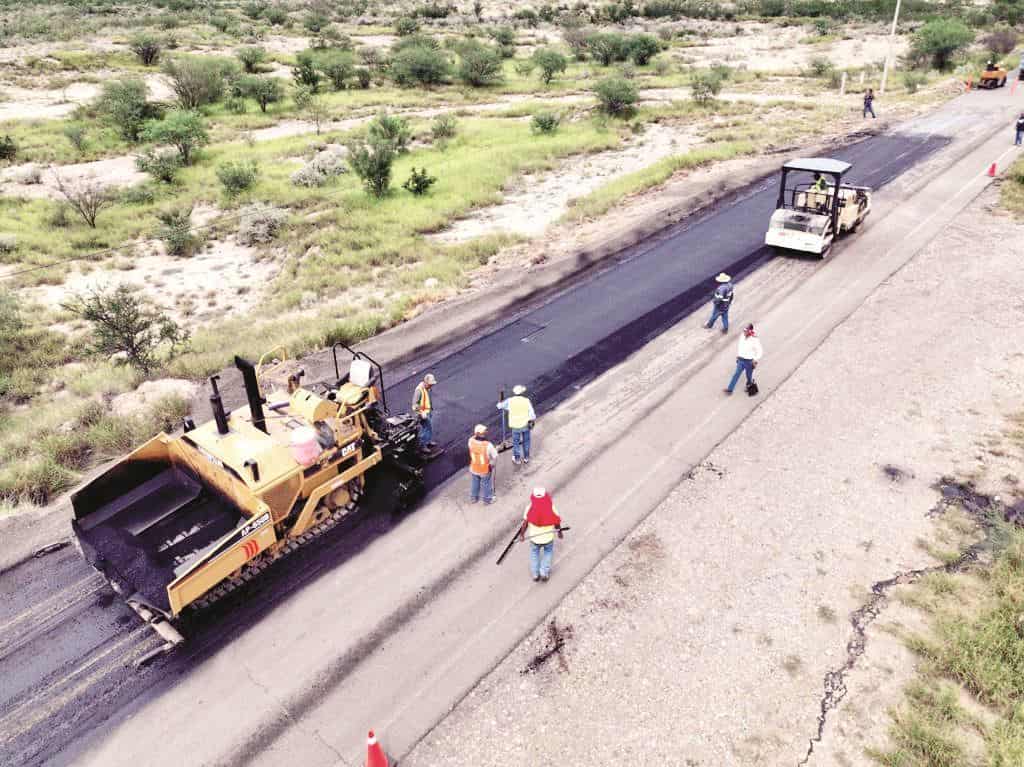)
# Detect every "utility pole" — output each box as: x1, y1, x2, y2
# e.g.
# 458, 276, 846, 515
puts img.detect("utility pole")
879, 0, 902, 95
